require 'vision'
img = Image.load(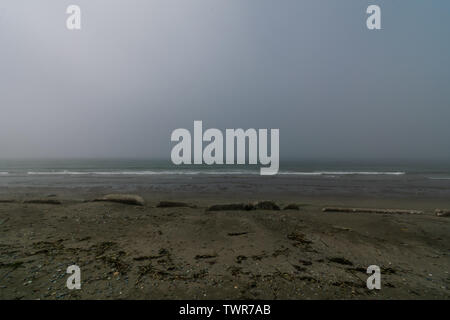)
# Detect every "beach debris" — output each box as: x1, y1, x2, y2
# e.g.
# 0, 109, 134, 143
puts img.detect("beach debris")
0, 199, 16, 203
251, 252, 268, 261
99, 255, 130, 275
287, 232, 312, 245
322, 207, 423, 215
136, 264, 170, 283
228, 266, 242, 276
23, 199, 62, 205
435, 209, 450, 217
298, 259, 313, 266
235, 255, 248, 264
207, 203, 254, 211
156, 201, 196, 208
253, 200, 280, 210
347, 267, 367, 274
331, 280, 365, 289
0, 262, 24, 282
292, 264, 307, 272
195, 253, 217, 260
283, 204, 300, 210
134, 248, 171, 262
298, 275, 319, 283
227, 232, 249, 236
207, 201, 281, 211
93, 194, 145, 206
0, 261, 24, 269
89, 241, 118, 259
328, 257, 354, 266
332, 225, 352, 232
272, 247, 290, 257
30, 239, 65, 256
382, 267, 397, 274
